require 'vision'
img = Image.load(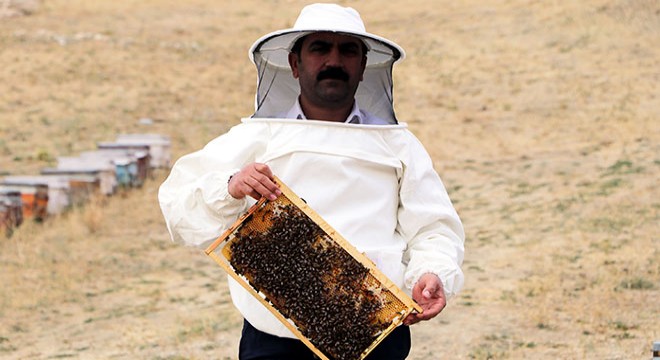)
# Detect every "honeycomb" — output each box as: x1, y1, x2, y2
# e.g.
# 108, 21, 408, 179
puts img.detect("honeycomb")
205, 177, 421, 360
